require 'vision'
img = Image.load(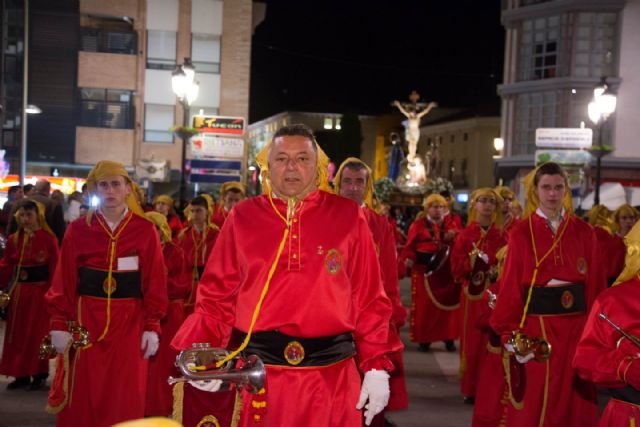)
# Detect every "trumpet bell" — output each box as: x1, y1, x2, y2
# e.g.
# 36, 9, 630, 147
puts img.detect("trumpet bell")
507, 331, 552, 362
39, 336, 57, 359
